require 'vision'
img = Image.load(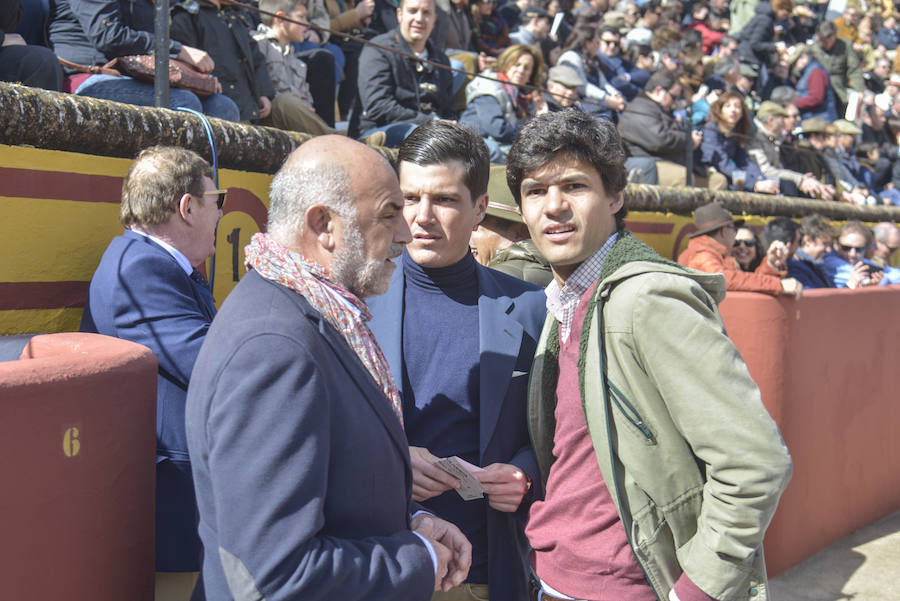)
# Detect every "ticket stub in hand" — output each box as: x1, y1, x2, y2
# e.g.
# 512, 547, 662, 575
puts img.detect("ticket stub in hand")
434, 456, 485, 501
